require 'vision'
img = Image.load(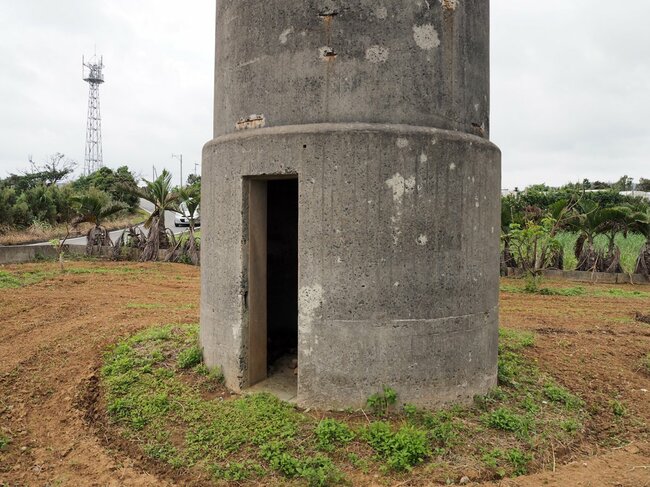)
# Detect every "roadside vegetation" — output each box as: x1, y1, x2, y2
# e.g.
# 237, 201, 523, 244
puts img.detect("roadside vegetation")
101, 325, 588, 485
502, 178, 650, 283
0, 156, 143, 245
